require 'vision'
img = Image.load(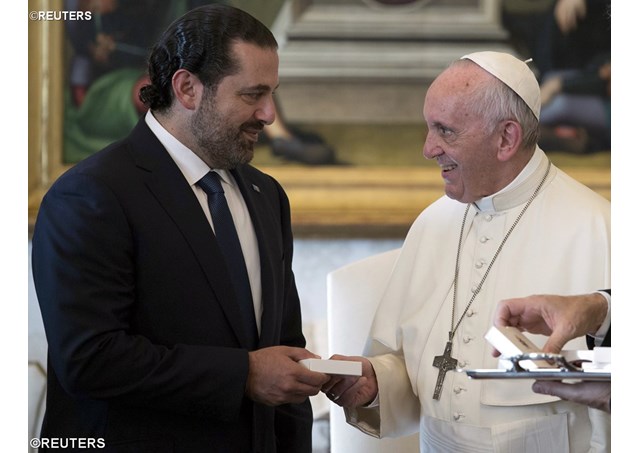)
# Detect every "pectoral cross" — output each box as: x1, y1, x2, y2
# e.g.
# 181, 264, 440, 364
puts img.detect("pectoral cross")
432, 339, 458, 400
